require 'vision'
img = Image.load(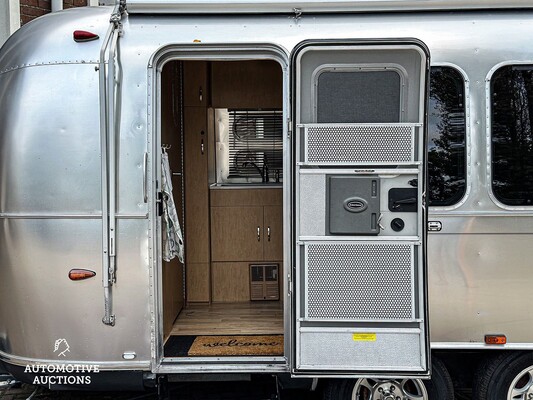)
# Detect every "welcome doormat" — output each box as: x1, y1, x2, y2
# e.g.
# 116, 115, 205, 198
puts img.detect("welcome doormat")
164, 335, 284, 357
